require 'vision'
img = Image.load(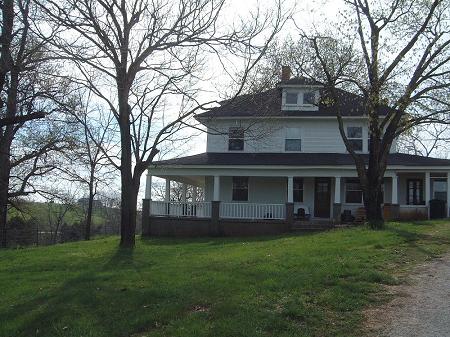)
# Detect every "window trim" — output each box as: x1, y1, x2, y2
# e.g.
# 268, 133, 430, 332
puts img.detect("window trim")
345, 178, 363, 204
228, 127, 244, 151
232, 176, 249, 201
